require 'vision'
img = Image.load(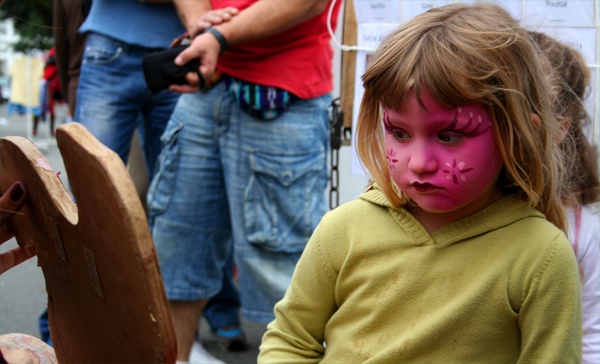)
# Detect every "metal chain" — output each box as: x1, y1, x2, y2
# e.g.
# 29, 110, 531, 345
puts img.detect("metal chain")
329, 147, 340, 210
328, 98, 343, 210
